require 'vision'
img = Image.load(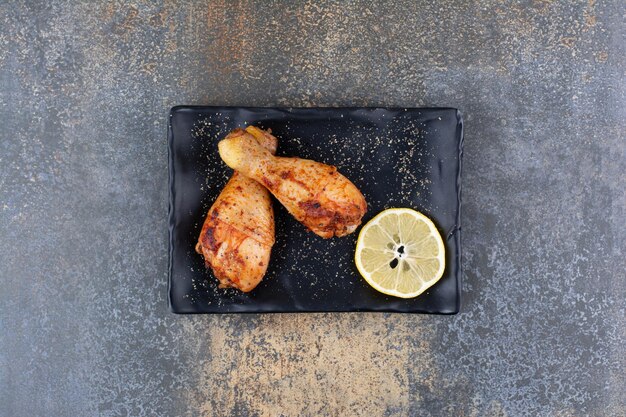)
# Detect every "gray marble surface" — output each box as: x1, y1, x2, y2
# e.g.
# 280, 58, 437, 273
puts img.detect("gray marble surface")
0, 1, 624, 416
